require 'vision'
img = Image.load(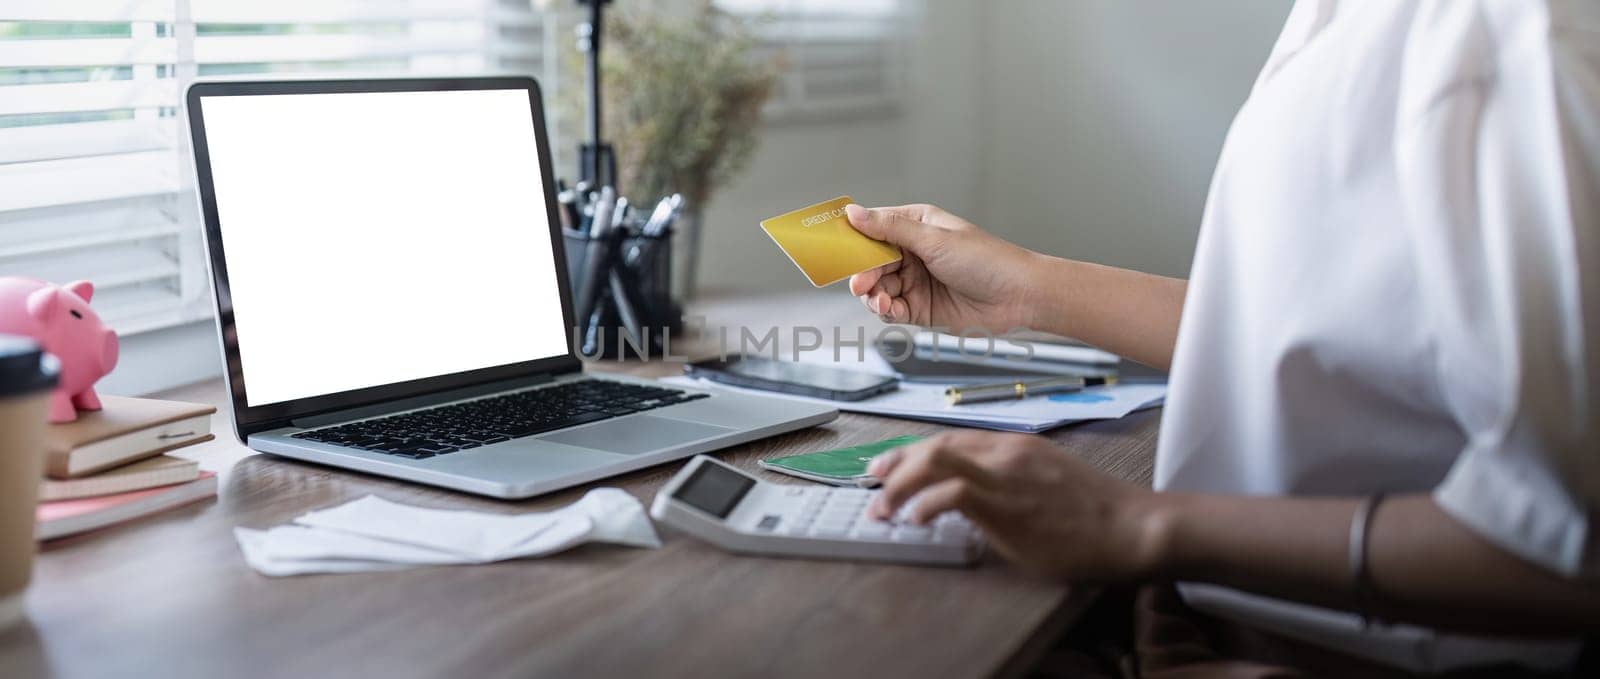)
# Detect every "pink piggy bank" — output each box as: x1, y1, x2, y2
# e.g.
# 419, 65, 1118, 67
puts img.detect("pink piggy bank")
0, 277, 119, 423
